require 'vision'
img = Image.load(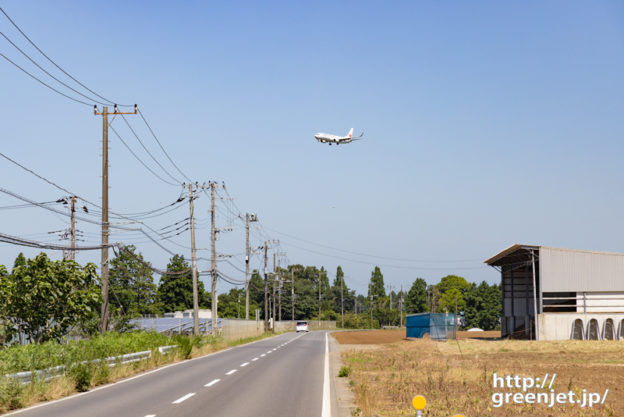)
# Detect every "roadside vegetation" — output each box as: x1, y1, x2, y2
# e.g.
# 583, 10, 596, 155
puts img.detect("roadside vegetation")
0, 330, 277, 413
337, 330, 623, 417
